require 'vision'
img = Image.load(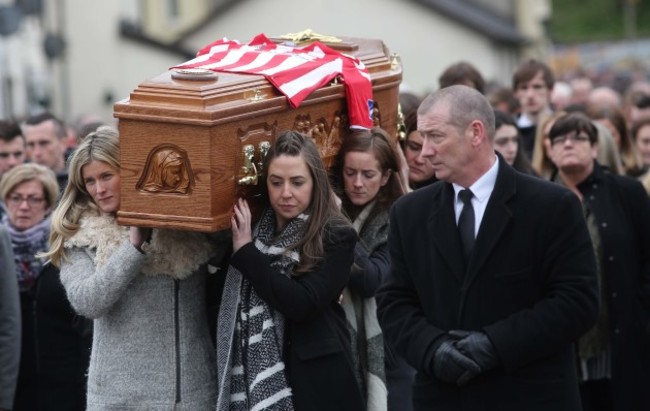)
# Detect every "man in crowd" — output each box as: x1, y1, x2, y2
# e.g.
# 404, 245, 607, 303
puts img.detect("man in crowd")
512, 59, 555, 159
22, 112, 68, 190
377, 85, 599, 411
0, 120, 26, 219
0, 120, 26, 179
